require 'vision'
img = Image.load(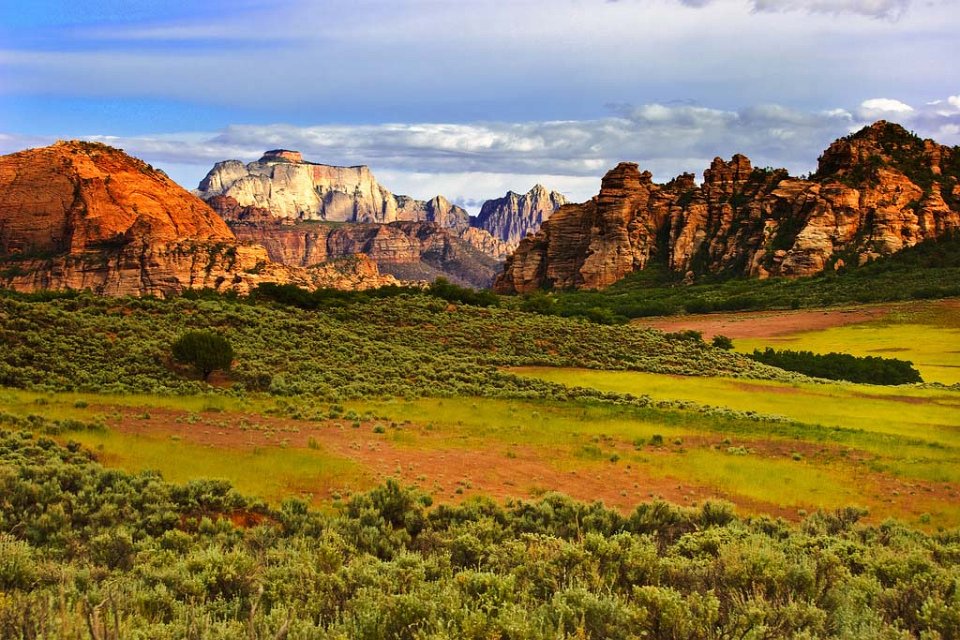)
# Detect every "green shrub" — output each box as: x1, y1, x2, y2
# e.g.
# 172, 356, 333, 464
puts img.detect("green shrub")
171, 330, 234, 381
712, 334, 734, 350
748, 347, 922, 385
